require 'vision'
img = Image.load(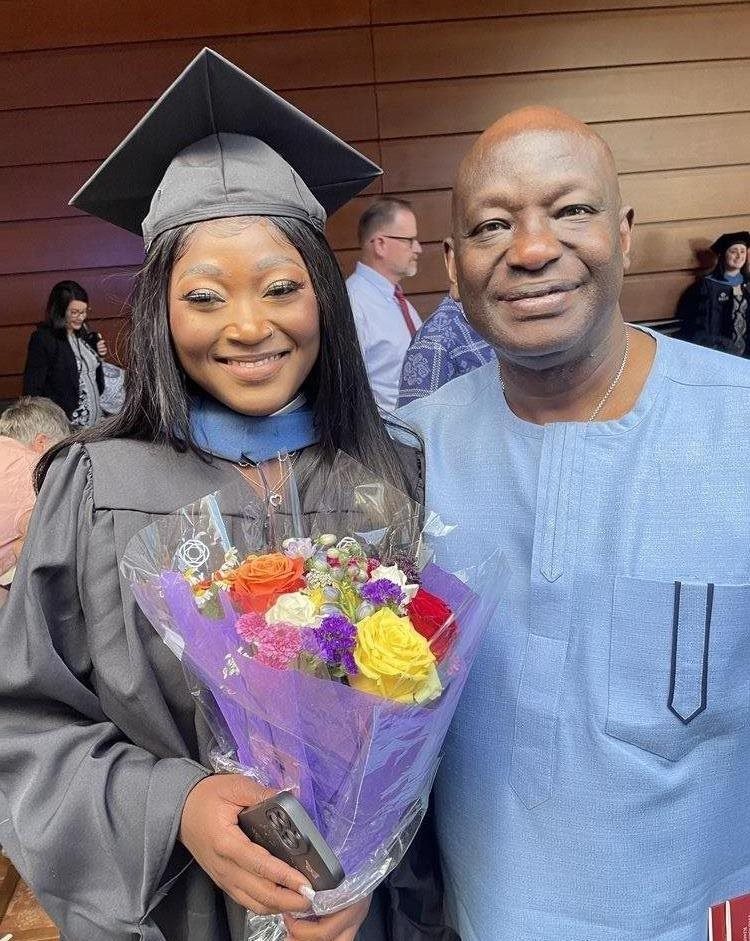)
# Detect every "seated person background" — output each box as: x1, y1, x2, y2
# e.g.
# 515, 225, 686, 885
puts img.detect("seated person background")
0, 396, 70, 599
398, 245, 495, 406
